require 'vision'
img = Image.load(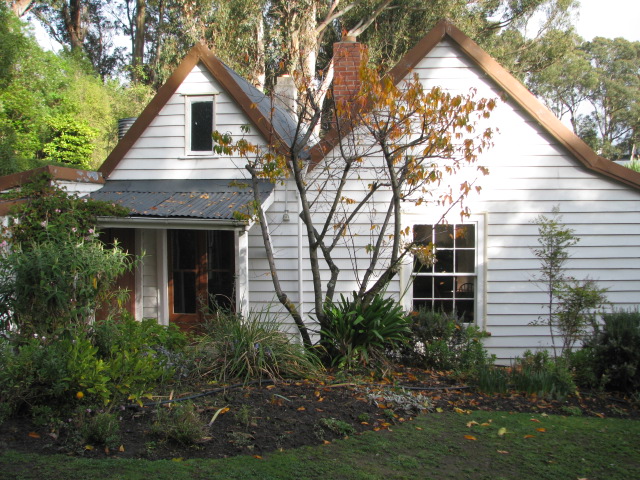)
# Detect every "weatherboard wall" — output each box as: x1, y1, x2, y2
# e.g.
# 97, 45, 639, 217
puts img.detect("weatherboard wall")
405, 40, 640, 362
107, 63, 260, 182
